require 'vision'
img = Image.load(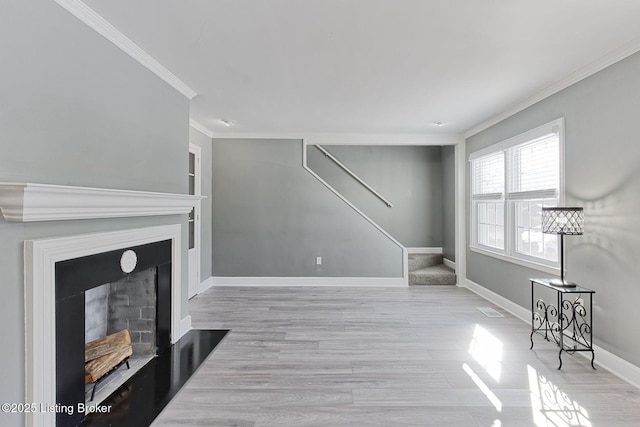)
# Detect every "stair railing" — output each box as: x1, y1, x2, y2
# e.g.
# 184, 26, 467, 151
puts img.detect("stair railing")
314, 145, 393, 208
